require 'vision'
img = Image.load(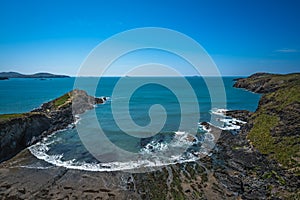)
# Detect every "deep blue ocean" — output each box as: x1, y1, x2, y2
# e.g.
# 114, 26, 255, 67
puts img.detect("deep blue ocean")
0, 77, 260, 171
